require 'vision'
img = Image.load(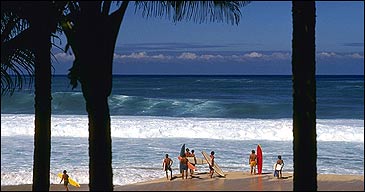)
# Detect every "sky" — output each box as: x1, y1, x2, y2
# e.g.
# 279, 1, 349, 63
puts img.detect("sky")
53, 1, 364, 75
